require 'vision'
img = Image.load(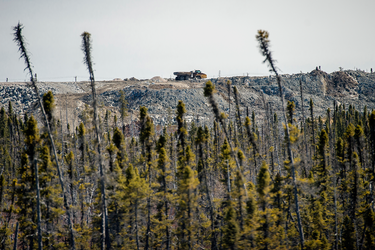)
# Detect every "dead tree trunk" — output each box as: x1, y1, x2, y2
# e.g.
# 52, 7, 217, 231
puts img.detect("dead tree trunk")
13, 222, 19, 250
299, 79, 309, 176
